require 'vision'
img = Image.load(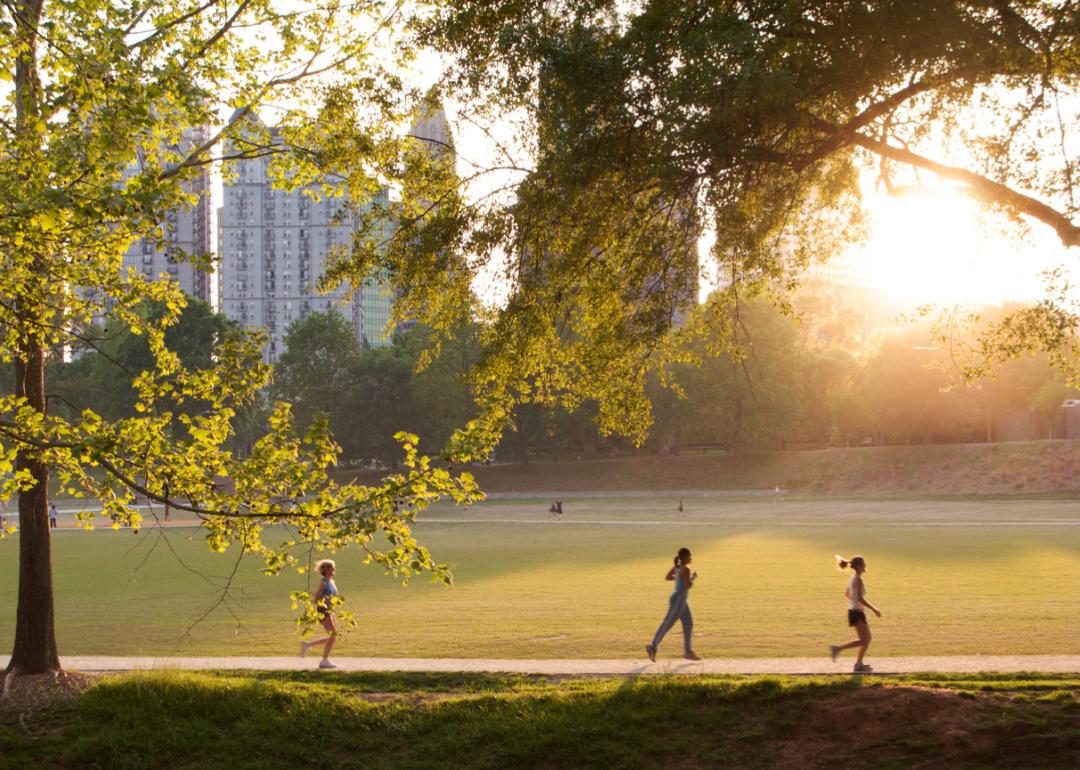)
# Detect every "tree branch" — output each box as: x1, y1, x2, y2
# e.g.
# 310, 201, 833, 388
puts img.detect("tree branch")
811, 116, 1080, 248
